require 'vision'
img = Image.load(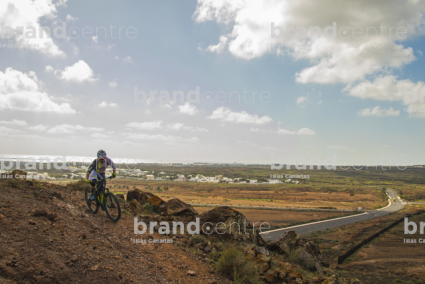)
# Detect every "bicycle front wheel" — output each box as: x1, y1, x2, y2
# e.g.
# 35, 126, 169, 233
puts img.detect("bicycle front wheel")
104, 193, 121, 222
85, 187, 100, 214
